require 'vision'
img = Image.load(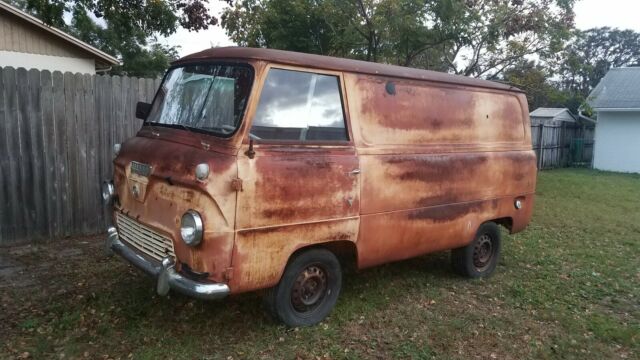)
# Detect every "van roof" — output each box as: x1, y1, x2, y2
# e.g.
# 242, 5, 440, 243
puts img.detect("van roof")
174, 47, 522, 93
